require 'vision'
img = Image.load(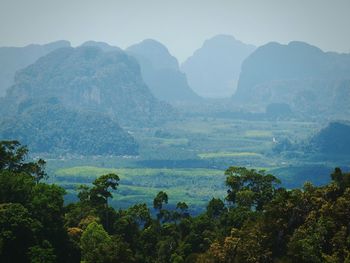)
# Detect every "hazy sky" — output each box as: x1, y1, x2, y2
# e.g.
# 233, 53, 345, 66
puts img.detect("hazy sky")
1, 0, 349, 62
